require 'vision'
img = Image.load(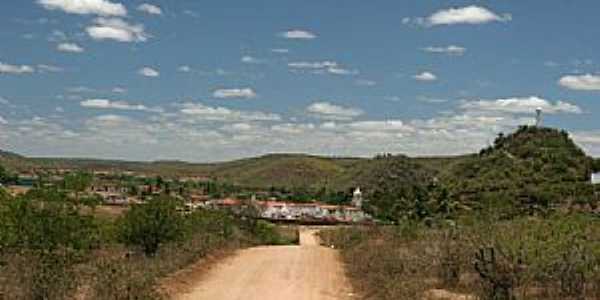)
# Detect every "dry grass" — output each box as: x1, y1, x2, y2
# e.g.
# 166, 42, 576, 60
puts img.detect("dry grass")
320, 215, 600, 300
